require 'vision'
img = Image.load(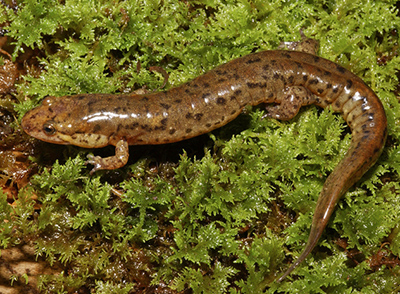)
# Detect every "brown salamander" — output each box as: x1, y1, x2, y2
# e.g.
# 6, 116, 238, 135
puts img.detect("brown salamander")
21, 46, 387, 281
